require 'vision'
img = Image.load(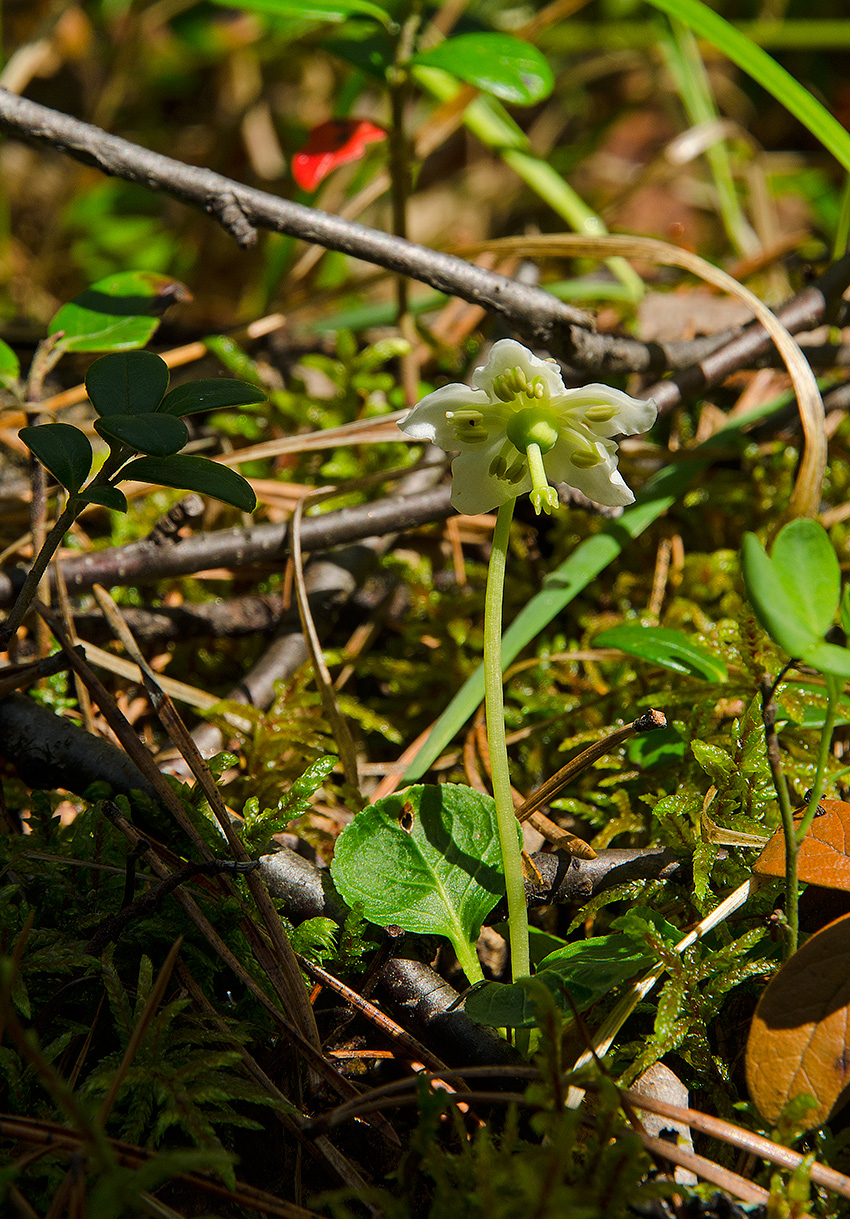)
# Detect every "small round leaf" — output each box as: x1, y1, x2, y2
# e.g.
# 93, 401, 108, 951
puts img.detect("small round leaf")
49, 272, 191, 353
86, 351, 170, 417
95, 413, 188, 457
119, 455, 257, 512
19, 423, 92, 494
159, 379, 267, 416
77, 485, 129, 513
412, 33, 554, 105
